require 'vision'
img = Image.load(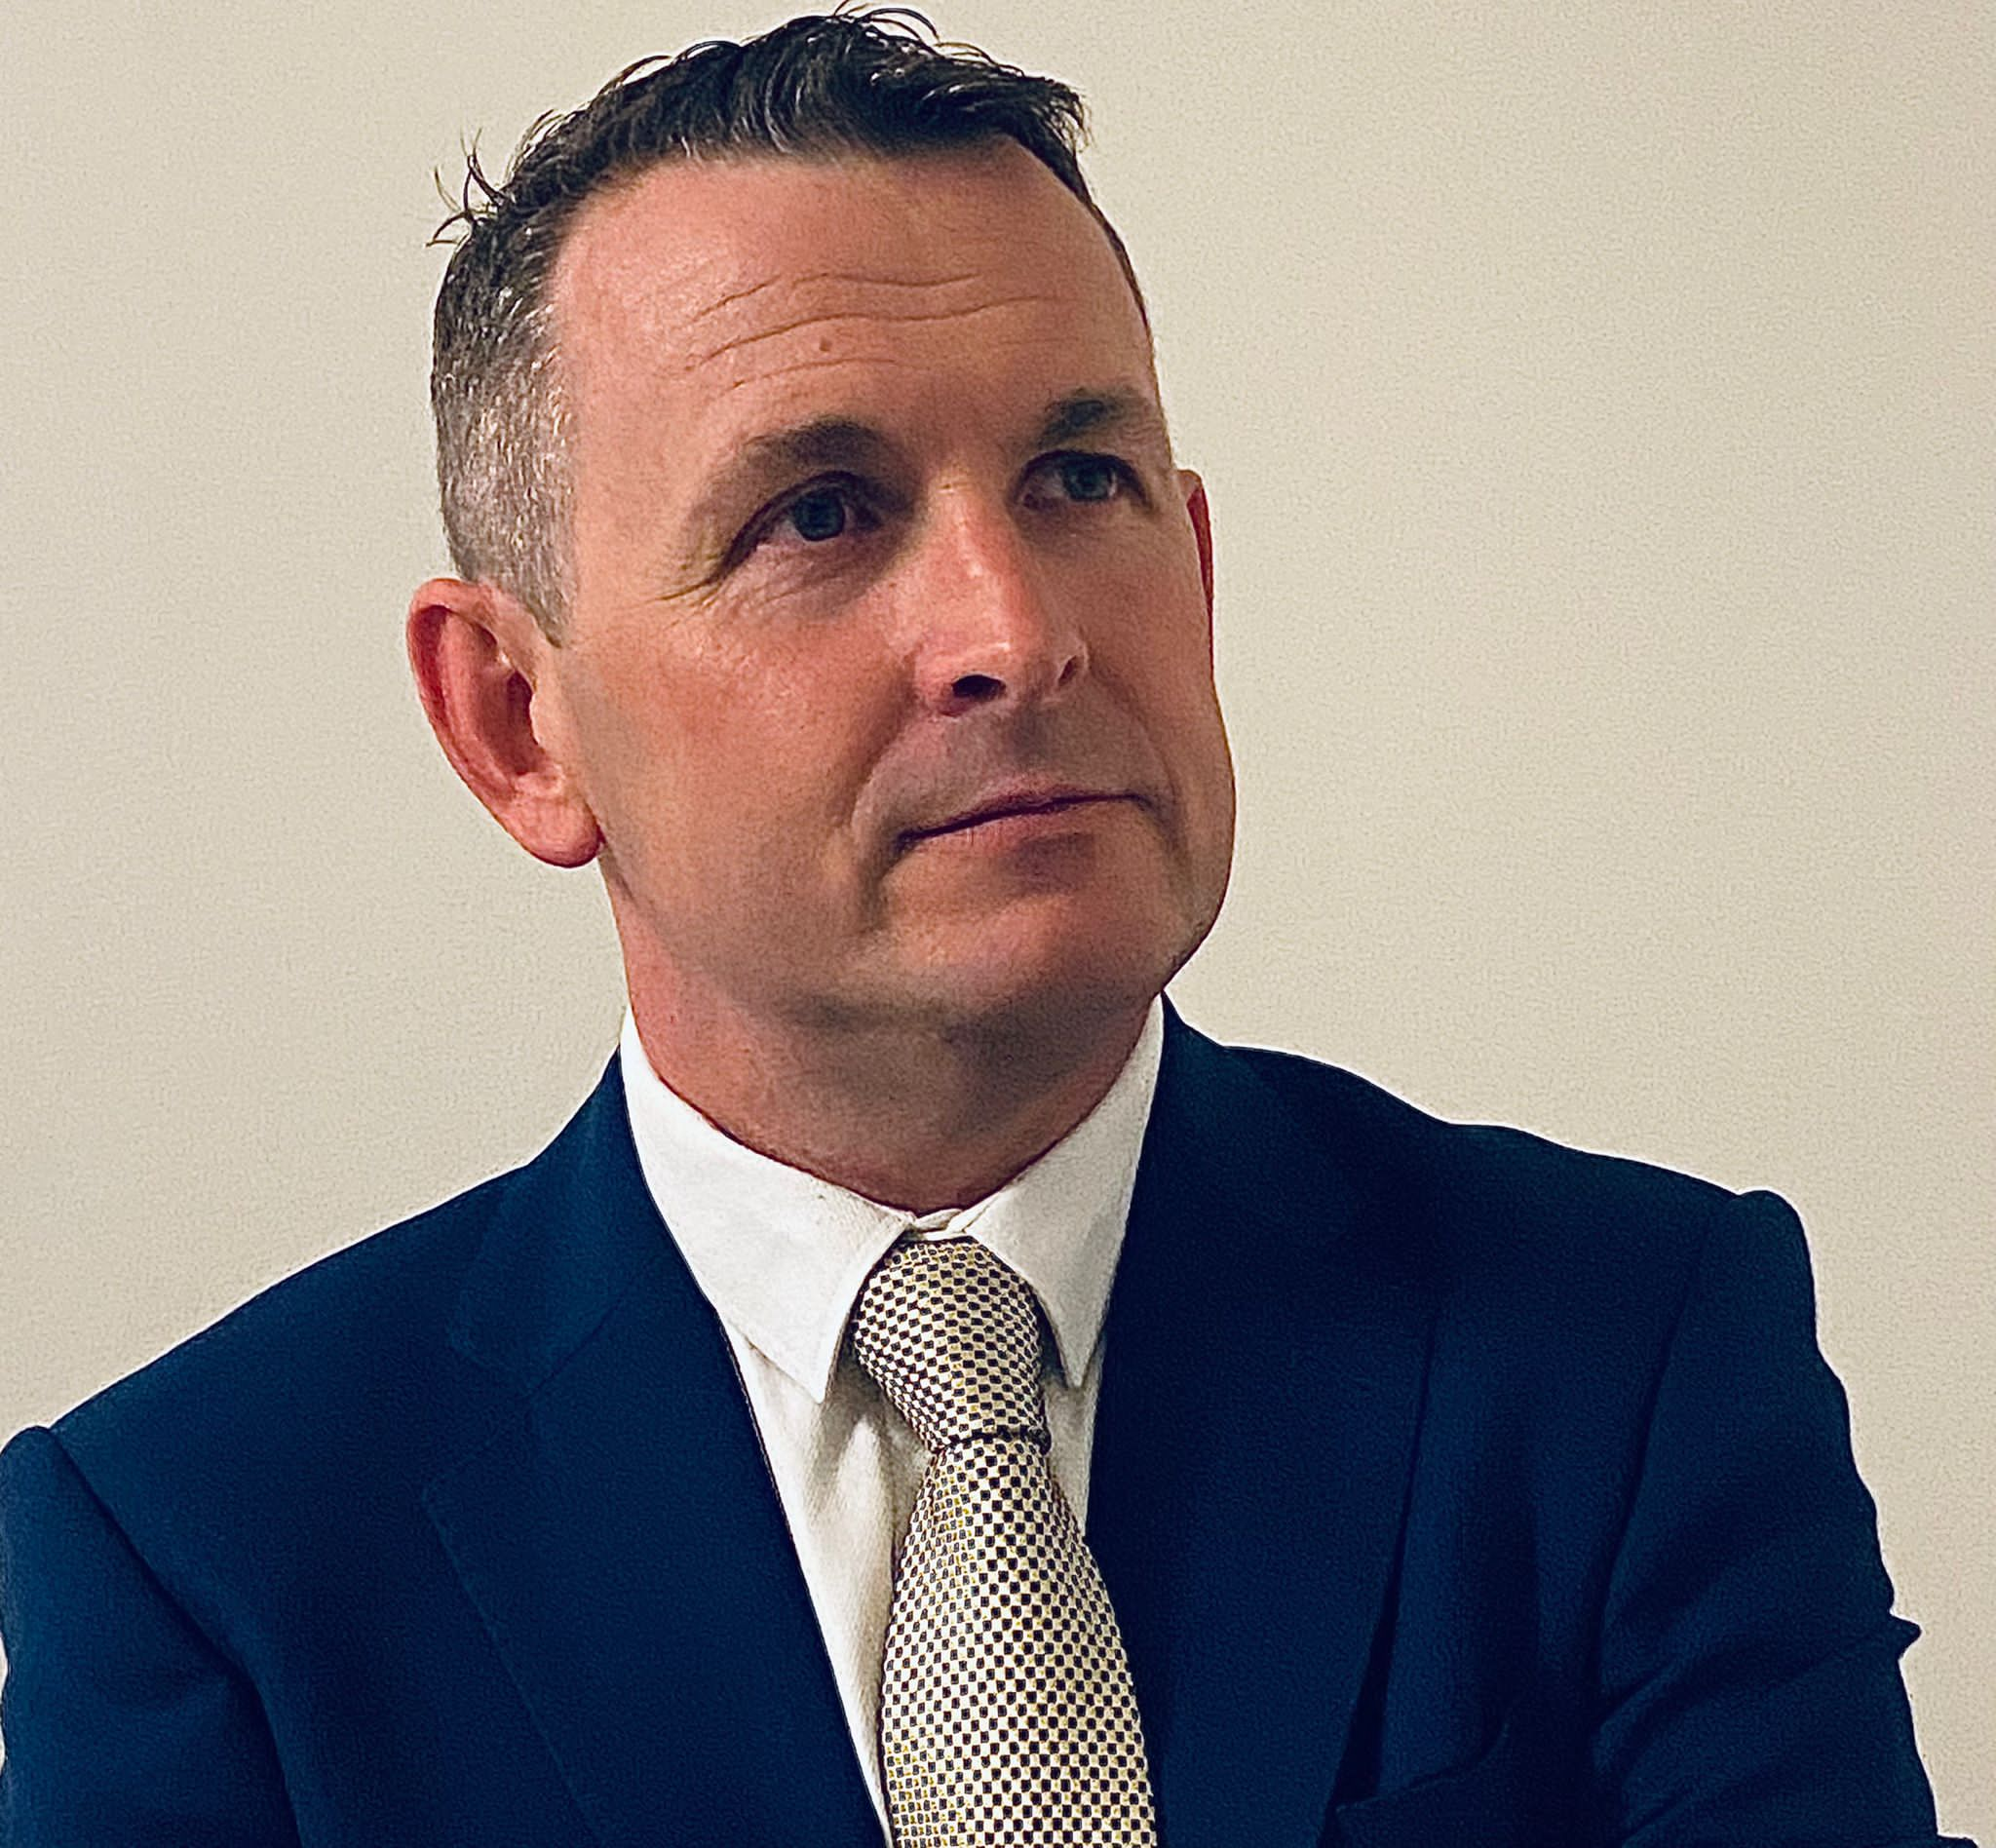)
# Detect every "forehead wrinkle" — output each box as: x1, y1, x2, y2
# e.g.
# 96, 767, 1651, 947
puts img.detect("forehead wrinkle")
684, 268, 983, 325
718, 352, 917, 394
696, 293, 1061, 369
